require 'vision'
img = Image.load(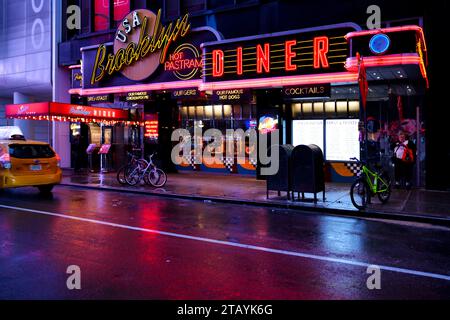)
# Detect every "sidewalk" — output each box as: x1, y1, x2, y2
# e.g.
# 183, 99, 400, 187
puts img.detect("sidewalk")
61, 169, 450, 226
